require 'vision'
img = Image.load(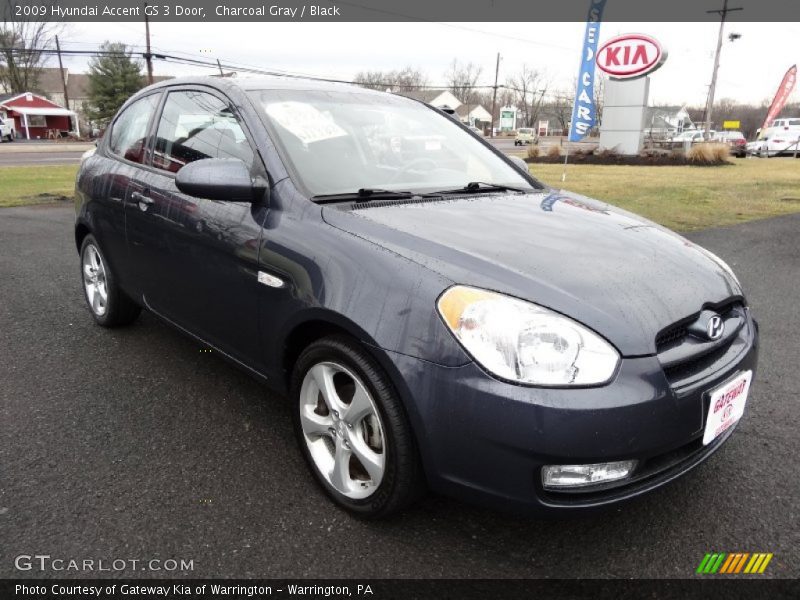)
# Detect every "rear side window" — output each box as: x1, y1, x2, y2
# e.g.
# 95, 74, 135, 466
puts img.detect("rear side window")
109, 94, 159, 163
152, 90, 253, 173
